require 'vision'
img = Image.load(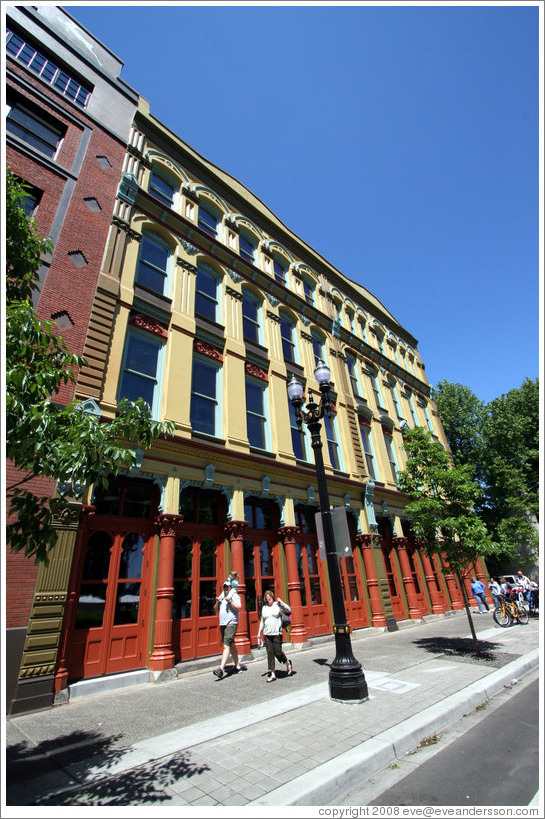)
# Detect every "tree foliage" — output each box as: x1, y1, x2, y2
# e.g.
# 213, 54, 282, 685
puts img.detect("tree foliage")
432, 378, 539, 563
6, 169, 174, 564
